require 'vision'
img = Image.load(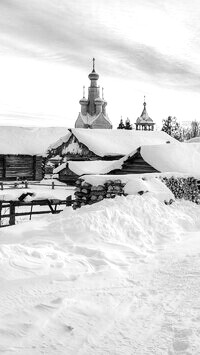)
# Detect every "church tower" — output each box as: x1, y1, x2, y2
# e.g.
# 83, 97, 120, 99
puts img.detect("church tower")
75, 59, 112, 129
135, 97, 155, 131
